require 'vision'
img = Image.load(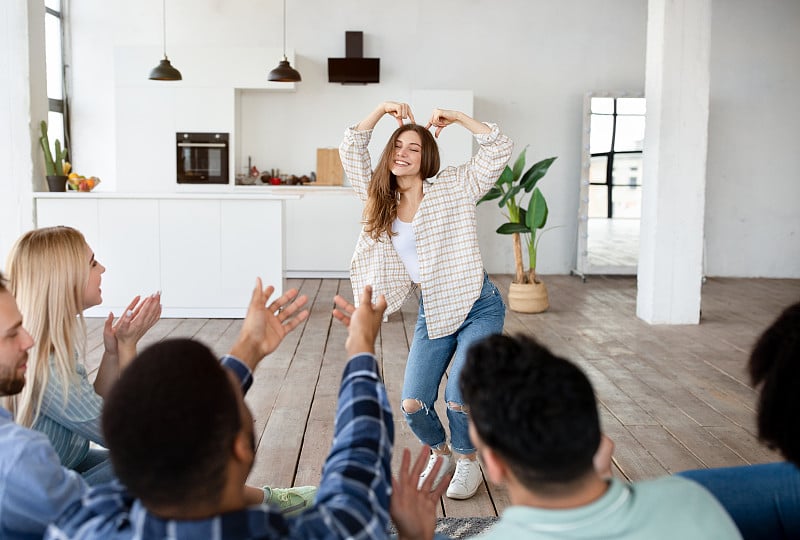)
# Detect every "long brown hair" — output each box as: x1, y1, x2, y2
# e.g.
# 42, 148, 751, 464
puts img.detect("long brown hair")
364, 124, 440, 240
